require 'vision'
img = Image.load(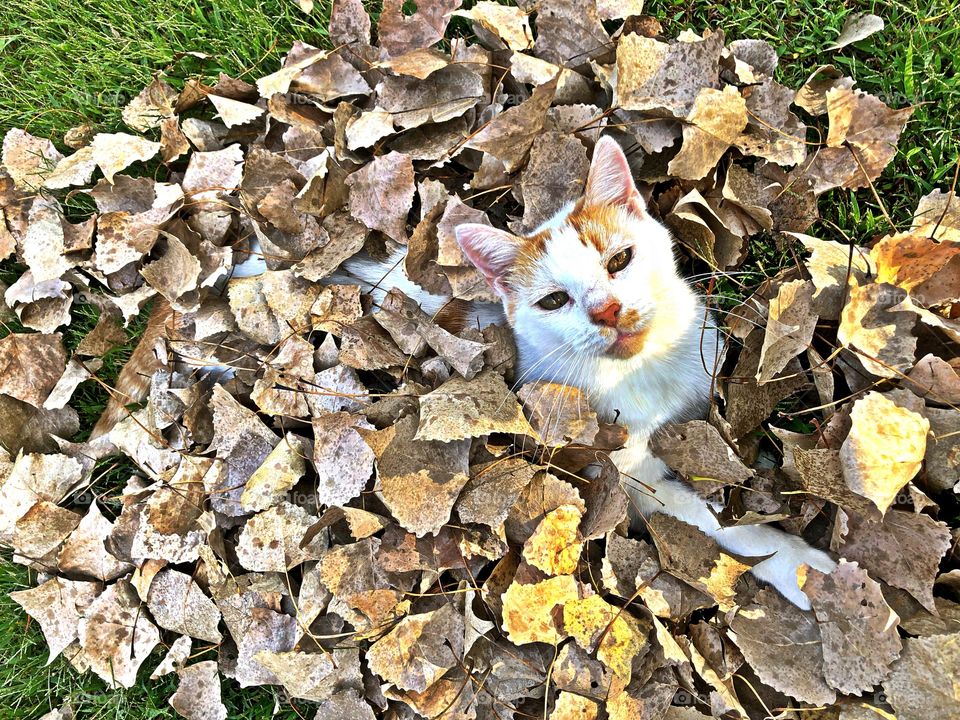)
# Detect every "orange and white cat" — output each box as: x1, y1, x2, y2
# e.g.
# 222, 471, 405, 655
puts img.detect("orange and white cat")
455, 138, 837, 608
